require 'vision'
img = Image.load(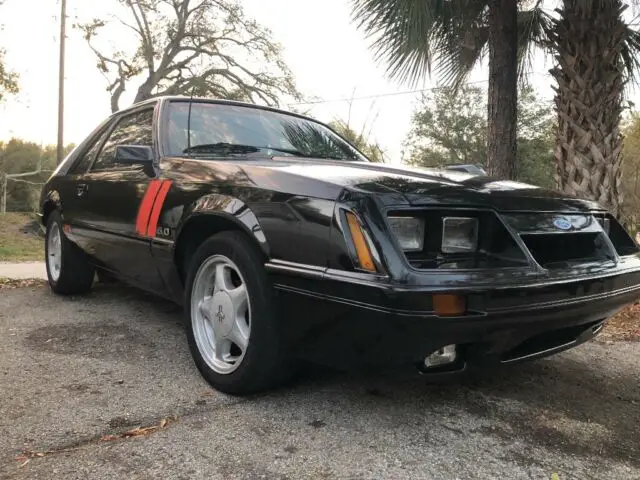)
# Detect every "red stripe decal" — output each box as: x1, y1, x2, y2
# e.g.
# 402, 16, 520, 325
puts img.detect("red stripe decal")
135, 180, 162, 236
146, 180, 173, 237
